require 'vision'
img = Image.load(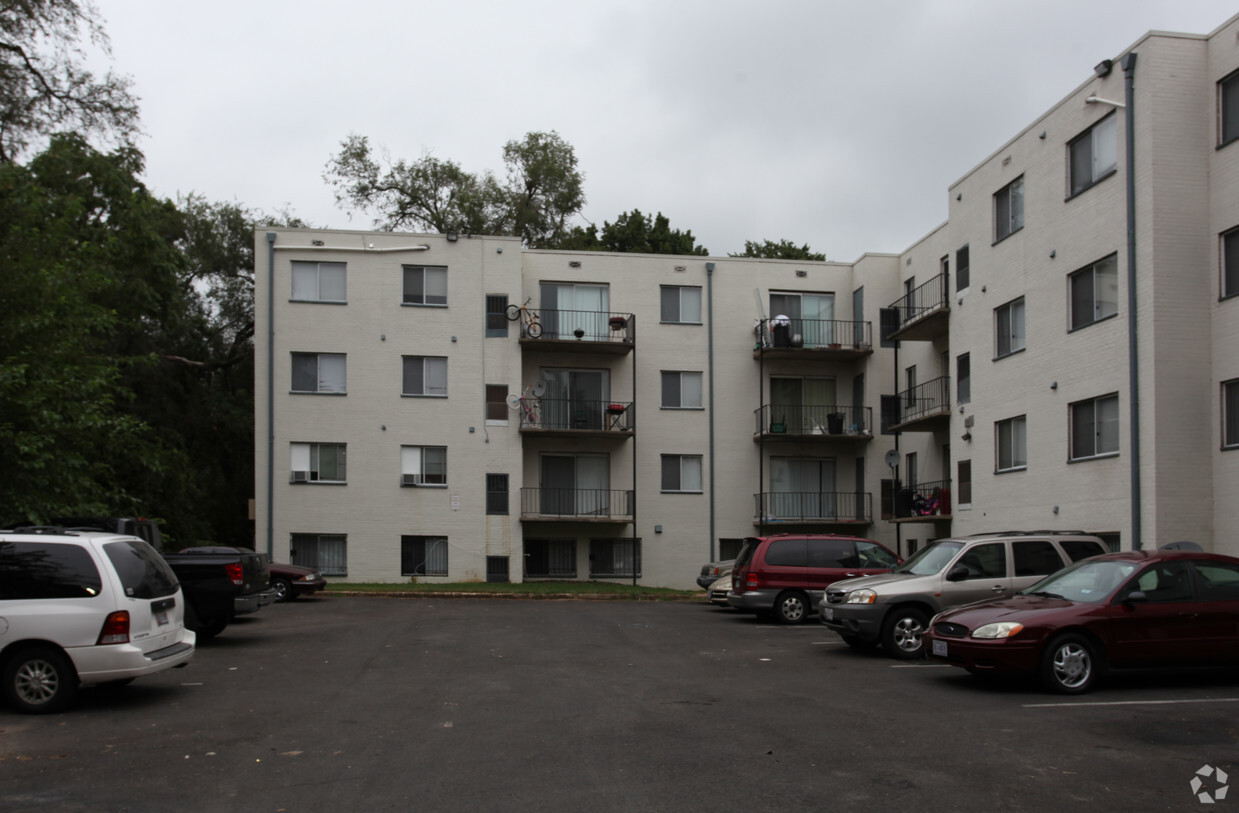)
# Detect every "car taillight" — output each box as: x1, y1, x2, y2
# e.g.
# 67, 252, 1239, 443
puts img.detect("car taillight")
97, 611, 130, 645
225, 562, 244, 586
745, 576, 759, 589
